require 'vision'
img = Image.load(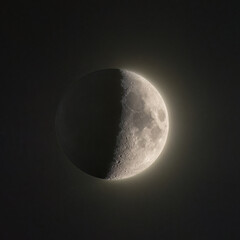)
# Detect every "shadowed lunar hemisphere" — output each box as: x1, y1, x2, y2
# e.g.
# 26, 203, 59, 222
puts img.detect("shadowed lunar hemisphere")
55, 69, 169, 180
